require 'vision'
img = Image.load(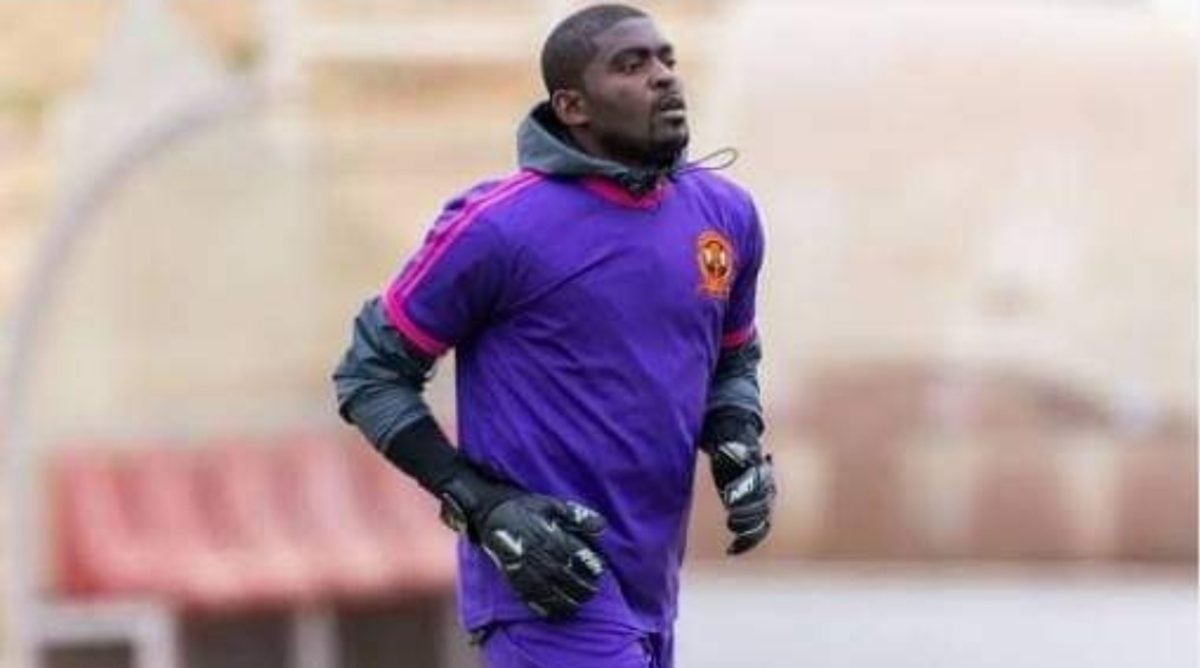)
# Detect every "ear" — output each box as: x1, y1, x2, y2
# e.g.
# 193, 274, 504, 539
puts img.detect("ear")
551, 89, 589, 128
